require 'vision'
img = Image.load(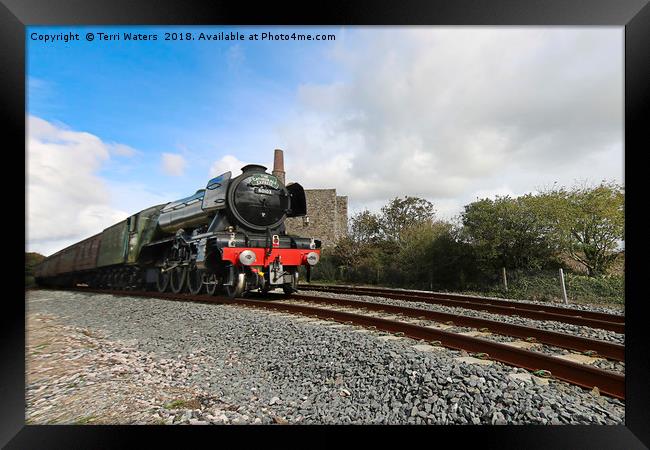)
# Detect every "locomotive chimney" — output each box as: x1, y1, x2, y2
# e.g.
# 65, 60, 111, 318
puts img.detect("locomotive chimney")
272, 148, 286, 185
